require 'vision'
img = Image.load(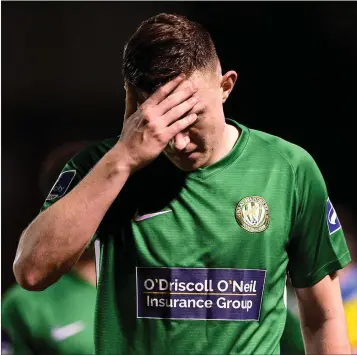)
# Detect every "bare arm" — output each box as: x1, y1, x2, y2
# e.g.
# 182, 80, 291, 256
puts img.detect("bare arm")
13, 146, 132, 290
295, 272, 351, 354
13, 74, 199, 291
